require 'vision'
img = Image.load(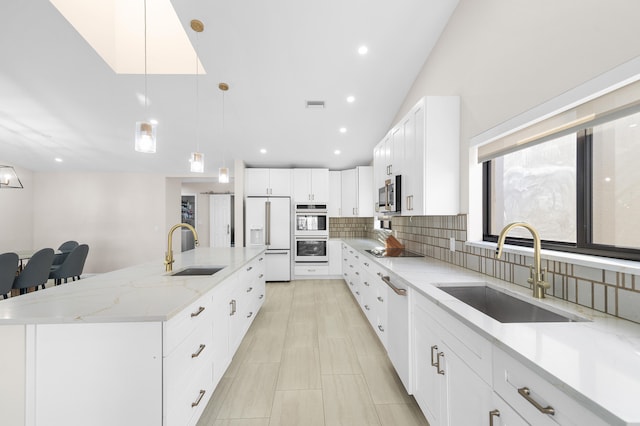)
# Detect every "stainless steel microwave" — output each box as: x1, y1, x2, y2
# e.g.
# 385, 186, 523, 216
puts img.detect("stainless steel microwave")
378, 175, 401, 213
